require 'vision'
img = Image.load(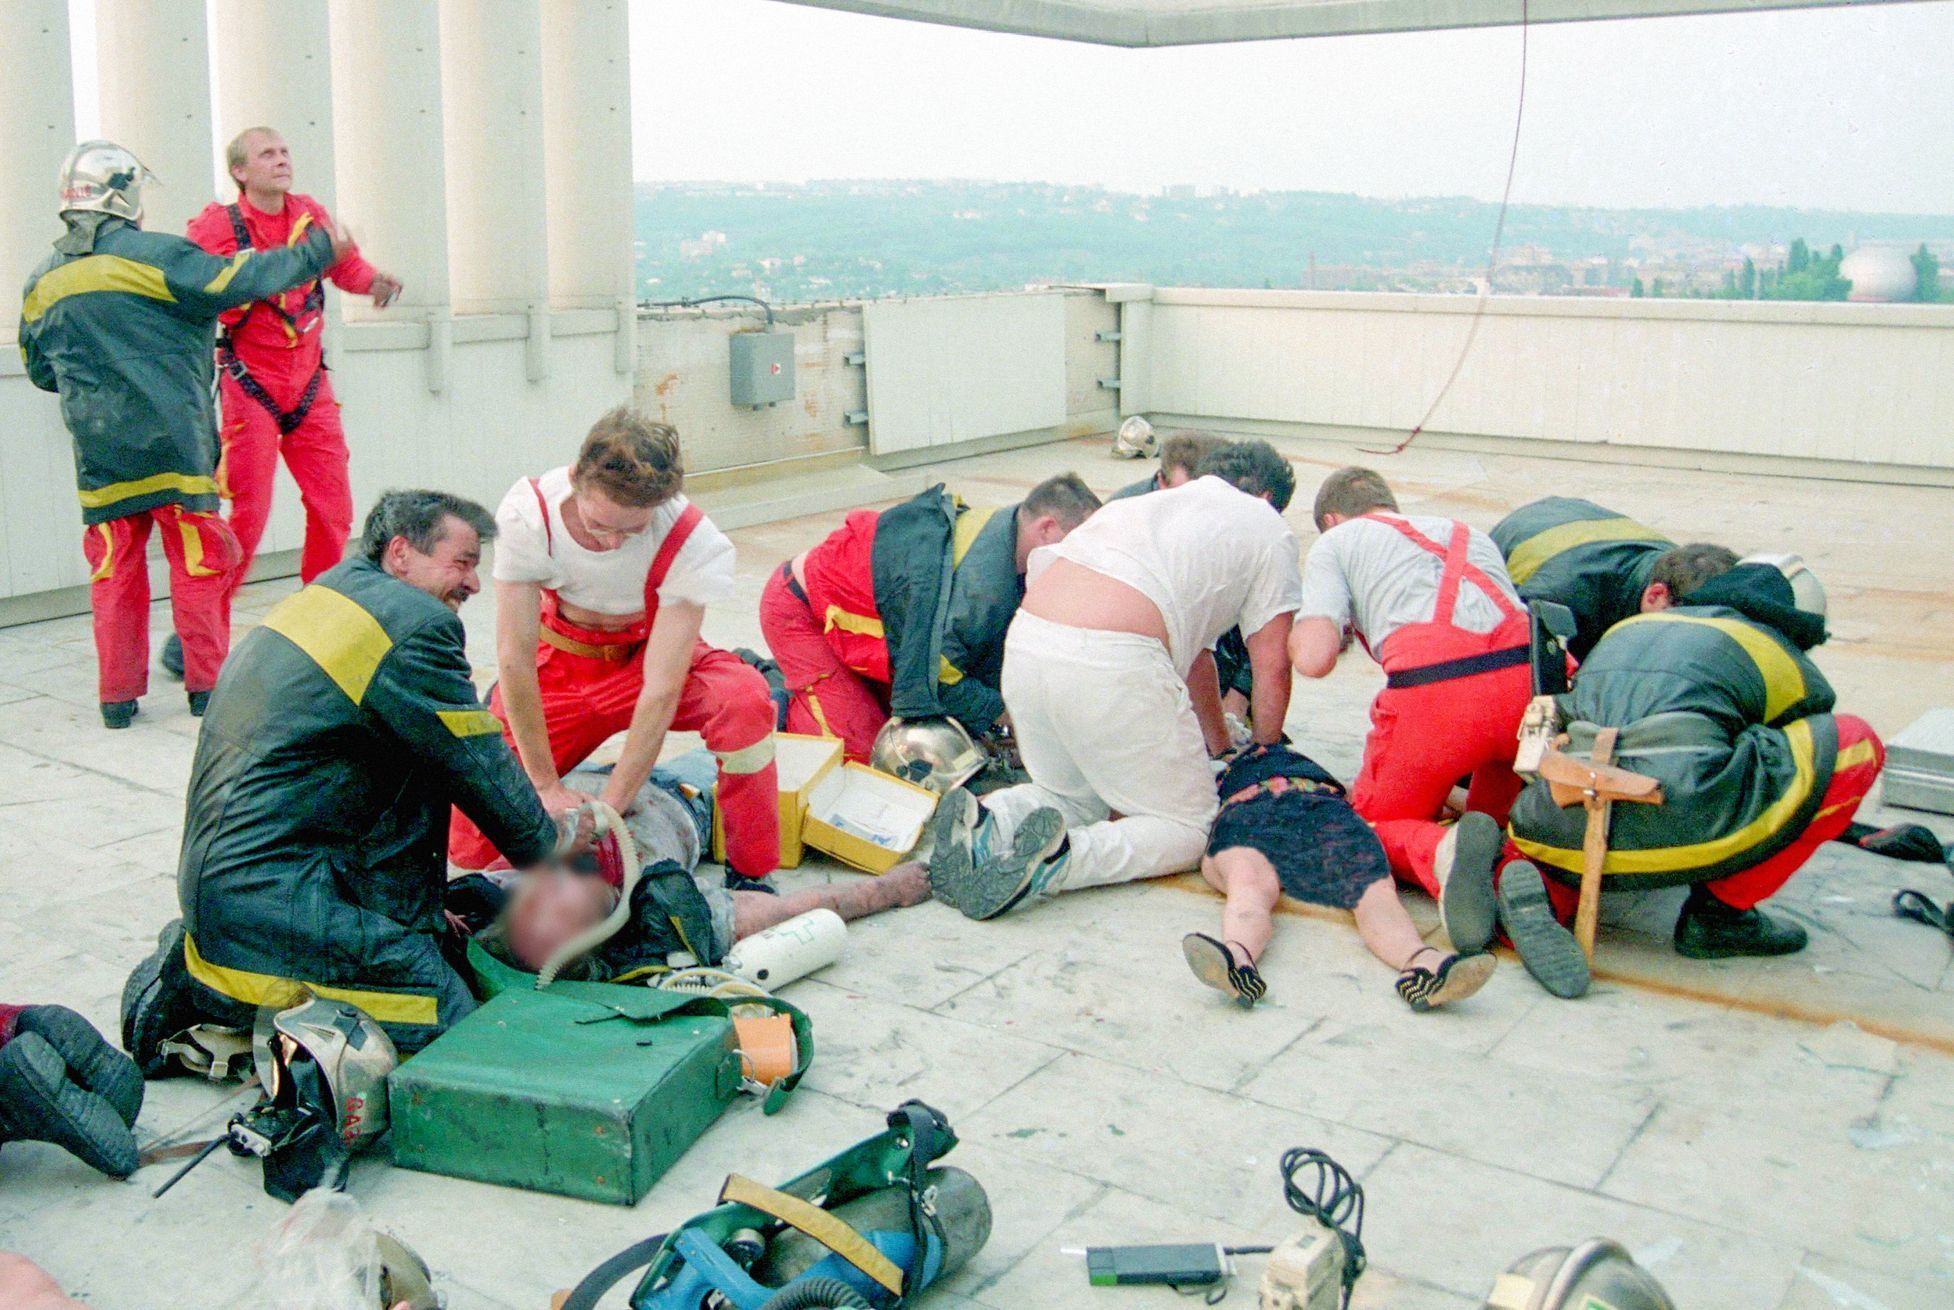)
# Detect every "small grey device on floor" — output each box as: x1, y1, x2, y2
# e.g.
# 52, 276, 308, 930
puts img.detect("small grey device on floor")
1086, 1243, 1229, 1287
